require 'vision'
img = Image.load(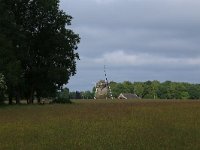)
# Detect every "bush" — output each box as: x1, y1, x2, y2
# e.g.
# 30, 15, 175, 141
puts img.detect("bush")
53, 97, 72, 104
53, 88, 72, 104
